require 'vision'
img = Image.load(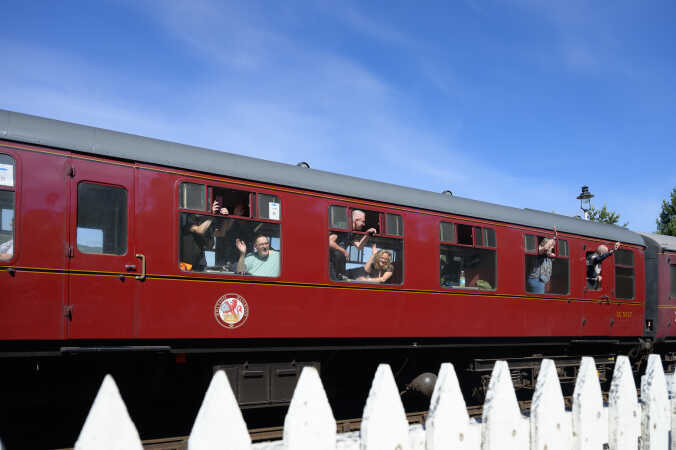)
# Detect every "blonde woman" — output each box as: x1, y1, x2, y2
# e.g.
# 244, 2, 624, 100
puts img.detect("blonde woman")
356, 243, 394, 283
